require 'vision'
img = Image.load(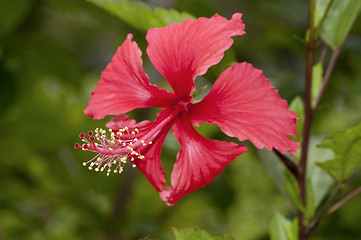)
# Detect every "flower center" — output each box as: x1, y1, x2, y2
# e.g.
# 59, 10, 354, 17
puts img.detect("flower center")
75, 127, 150, 176
75, 104, 185, 176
